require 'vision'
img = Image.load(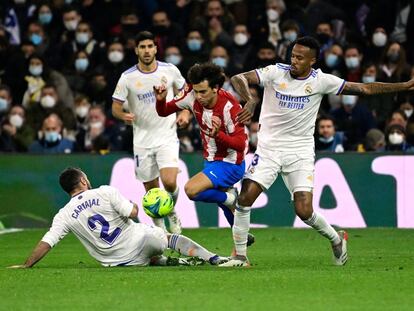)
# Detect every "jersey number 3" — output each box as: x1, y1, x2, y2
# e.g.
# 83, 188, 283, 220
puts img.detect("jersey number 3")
87, 214, 122, 245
